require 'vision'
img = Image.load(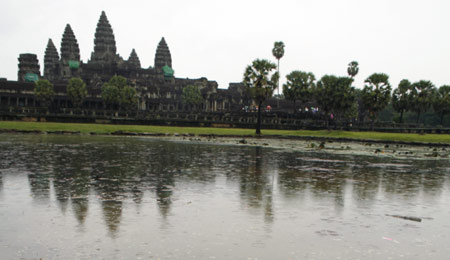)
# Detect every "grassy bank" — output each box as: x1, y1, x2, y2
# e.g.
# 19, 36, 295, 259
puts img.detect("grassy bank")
0, 121, 449, 144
